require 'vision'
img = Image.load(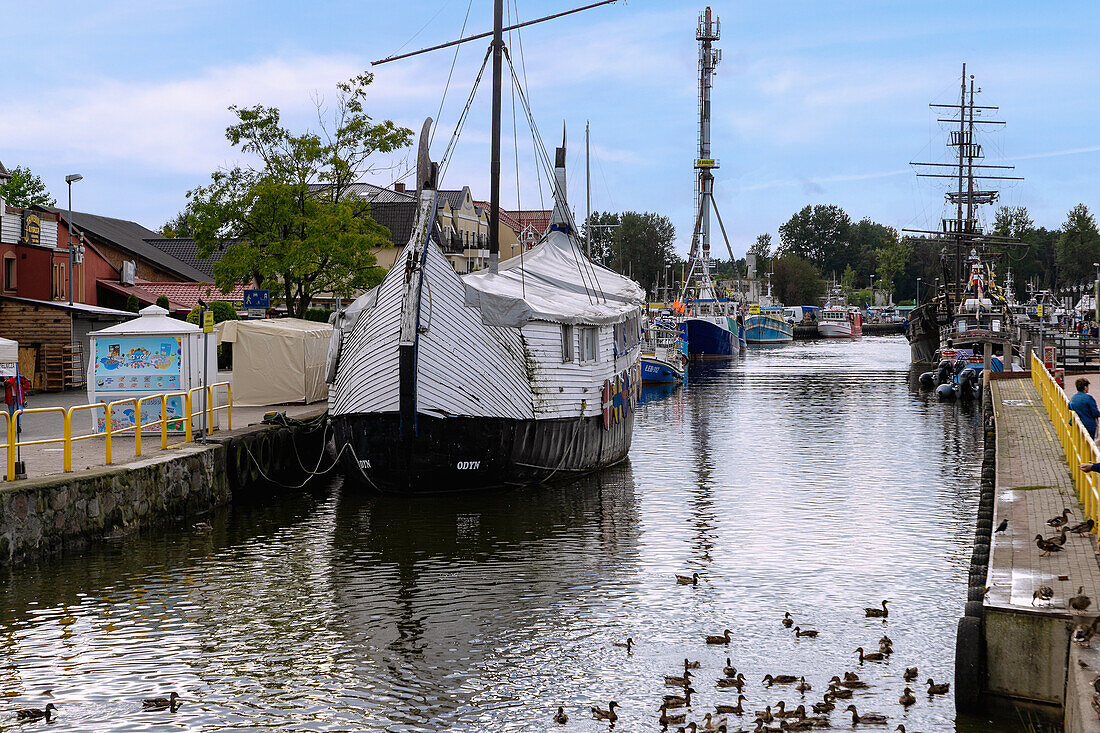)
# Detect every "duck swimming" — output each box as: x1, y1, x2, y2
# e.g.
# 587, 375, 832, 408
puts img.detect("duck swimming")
707, 630, 733, 645
782, 612, 794, 628
856, 647, 886, 663
553, 706, 568, 724
864, 600, 890, 618
16, 704, 57, 722
591, 701, 619, 721
612, 637, 634, 651
845, 705, 889, 724
899, 687, 916, 706
677, 572, 701, 585
925, 679, 949, 695
142, 692, 181, 711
